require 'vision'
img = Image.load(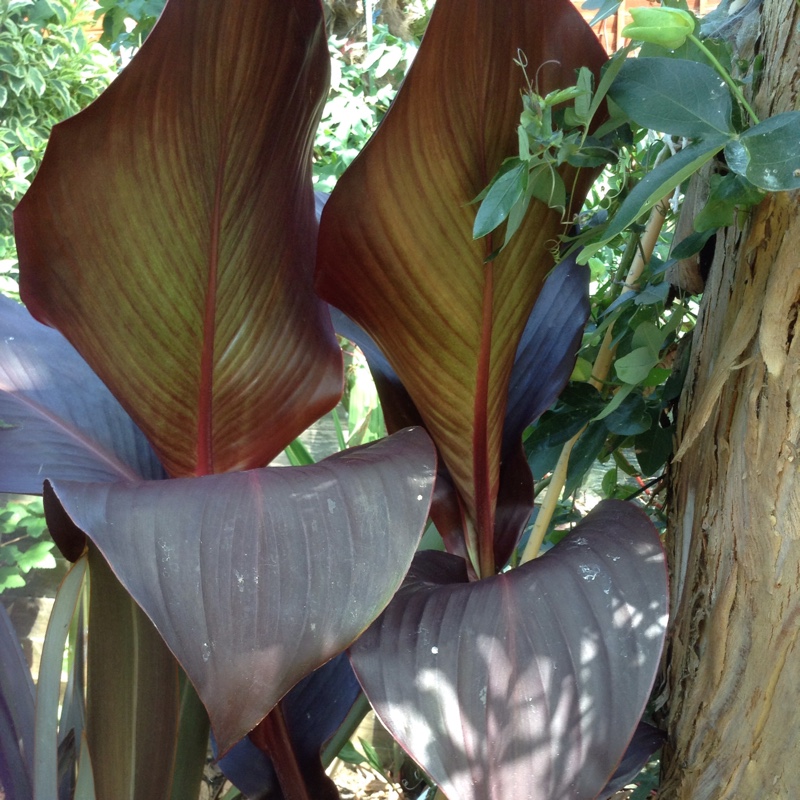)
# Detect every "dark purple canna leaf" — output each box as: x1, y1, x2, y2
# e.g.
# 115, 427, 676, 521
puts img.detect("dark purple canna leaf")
43, 428, 436, 754
15, 0, 342, 479
504, 256, 590, 451
214, 653, 360, 799
349, 501, 668, 800
493, 256, 591, 567
0, 295, 164, 493
597, 721, 666, 798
